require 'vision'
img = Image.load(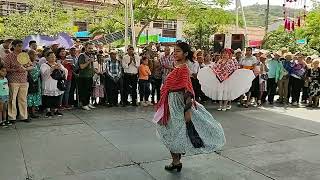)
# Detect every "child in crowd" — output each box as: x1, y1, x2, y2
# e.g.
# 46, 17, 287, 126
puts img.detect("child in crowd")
0, 63, 11, 128
92, 54, 106, 105
258, 54, 268, 105
139, 56, 152, 106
